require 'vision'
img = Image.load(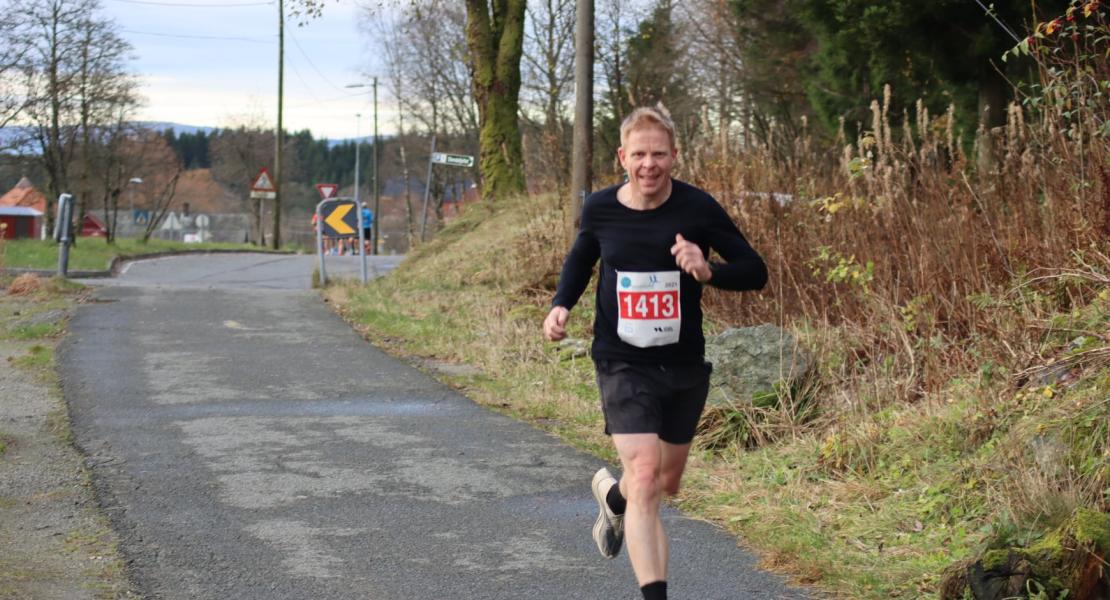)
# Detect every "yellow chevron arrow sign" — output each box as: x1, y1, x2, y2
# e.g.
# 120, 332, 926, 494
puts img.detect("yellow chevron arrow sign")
324, 203, 356, 235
